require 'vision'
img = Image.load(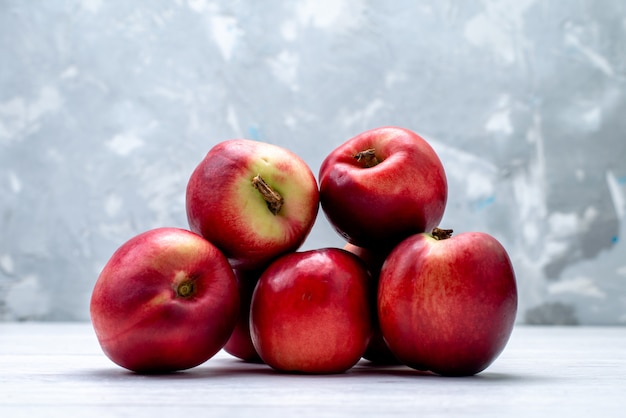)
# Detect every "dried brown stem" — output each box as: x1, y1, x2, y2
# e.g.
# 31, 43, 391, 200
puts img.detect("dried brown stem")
252, 174, 284, 215
354, 148, 379, 168
432, 227, 454, 240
